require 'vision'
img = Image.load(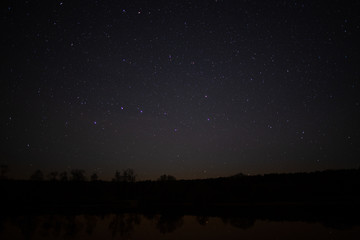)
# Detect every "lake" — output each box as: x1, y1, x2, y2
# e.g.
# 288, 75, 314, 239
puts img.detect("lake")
1, 213, 359, 239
